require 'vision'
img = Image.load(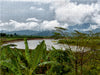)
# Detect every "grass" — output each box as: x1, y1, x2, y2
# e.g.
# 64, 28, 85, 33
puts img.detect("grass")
58, 38, 100, 49
0, 36, 45, 44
